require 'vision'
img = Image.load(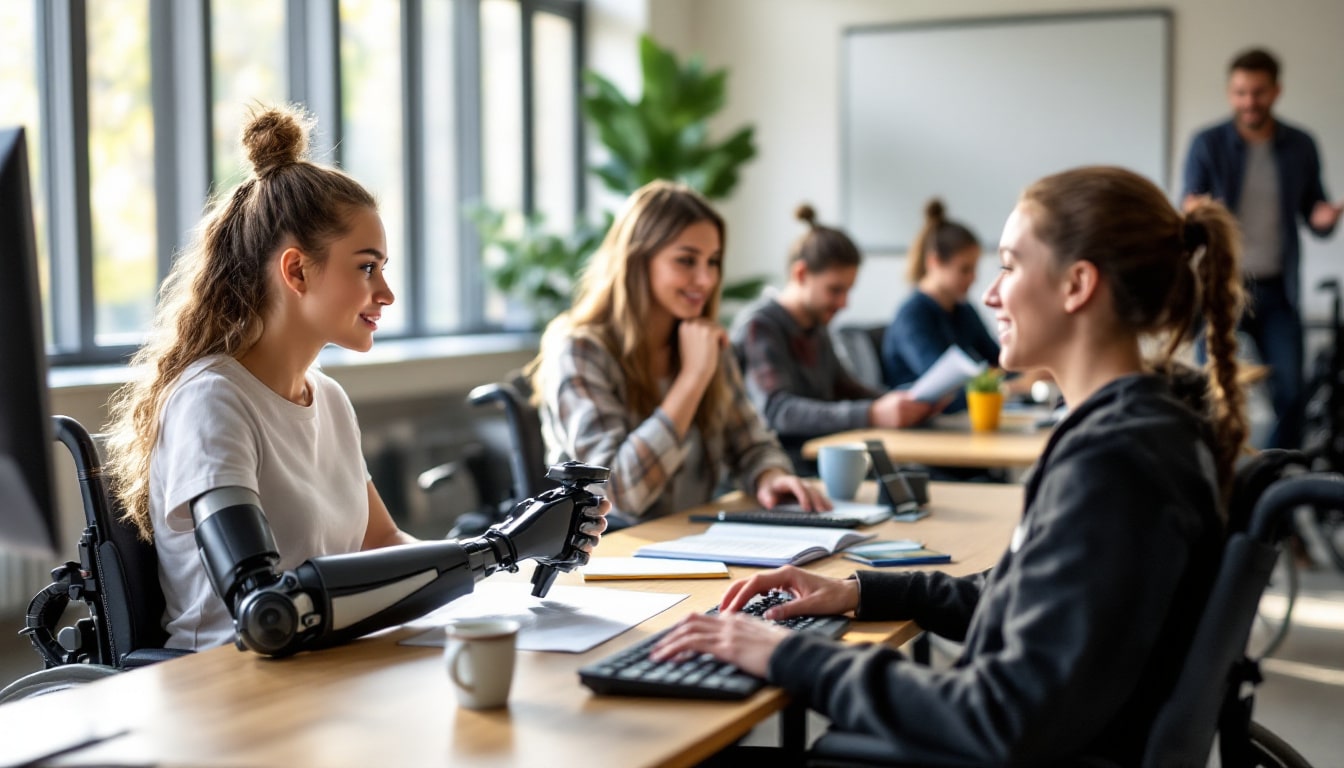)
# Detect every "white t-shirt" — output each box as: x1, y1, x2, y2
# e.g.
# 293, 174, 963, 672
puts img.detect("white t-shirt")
151, 355, 370, 650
